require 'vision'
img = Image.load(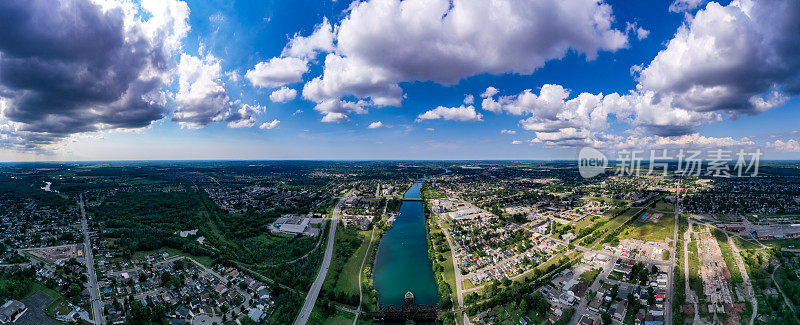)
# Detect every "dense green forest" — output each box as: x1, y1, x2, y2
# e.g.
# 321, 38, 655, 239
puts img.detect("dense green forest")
0, 178, 72, 209
89, 191, 212, 257
0, 270, 33, 300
